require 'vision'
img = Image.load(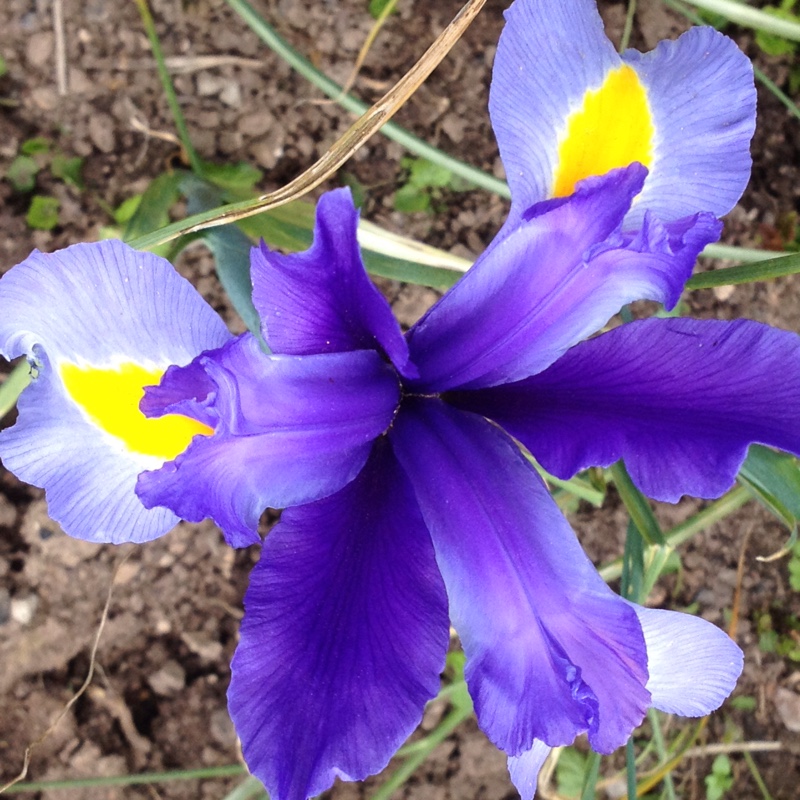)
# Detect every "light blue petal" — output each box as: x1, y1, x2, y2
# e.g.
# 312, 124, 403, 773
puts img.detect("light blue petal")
633, 605, 743, 716
489, 0, 619, 229
0, 240, 231, 543
623, 26, 756, 228
508, 741, 551, 800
